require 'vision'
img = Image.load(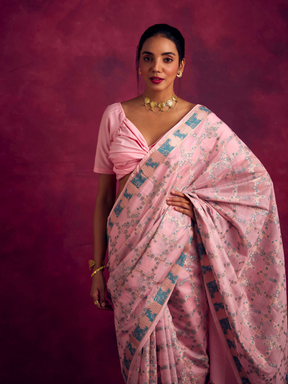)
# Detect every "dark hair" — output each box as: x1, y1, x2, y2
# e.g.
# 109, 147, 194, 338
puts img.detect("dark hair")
136, 24, 185, 91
